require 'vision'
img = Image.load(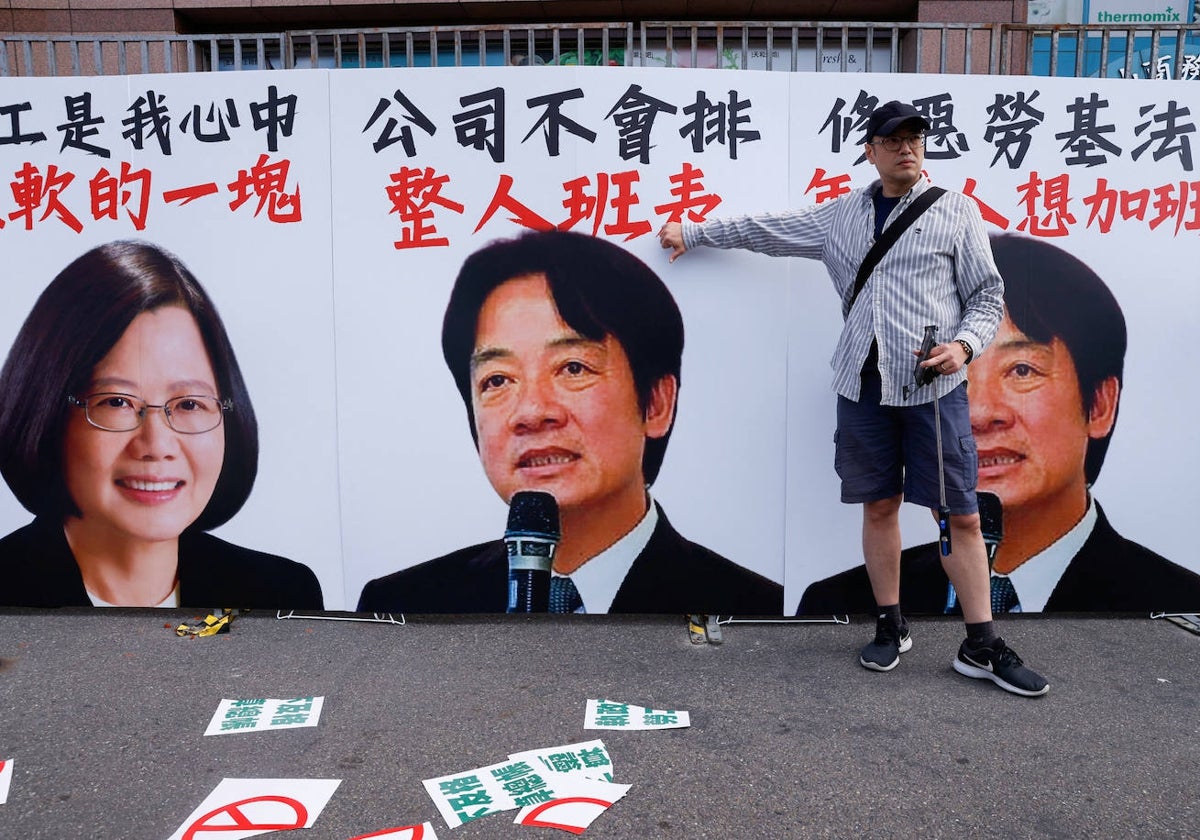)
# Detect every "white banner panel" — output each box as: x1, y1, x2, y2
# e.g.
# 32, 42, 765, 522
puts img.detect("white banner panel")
2, 66, 1197, 614
0, 72, 343, 608
331, 67, 790, 613
784, 72, 1200, 614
